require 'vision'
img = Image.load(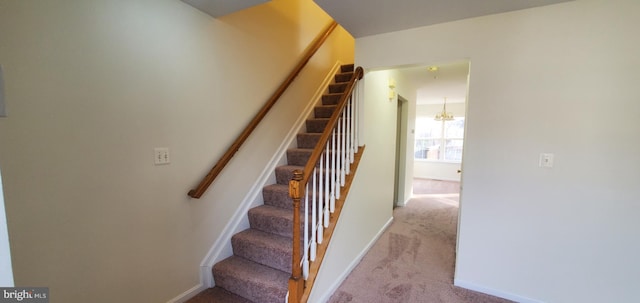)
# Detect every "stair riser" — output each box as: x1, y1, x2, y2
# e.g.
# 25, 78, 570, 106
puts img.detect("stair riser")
329, 83, 347, 93
341, 64, 355, 73
322, 93, 342, 105
213, 266, 286, 303
263, 185, 335, 210
248, 211, 310, 239
306, 119, 329, 133
334, 72, 353, 83
275, 166, 301, 185
231, 236, 292, 273
262, 185, 293, 209
298, 133, 353, 150
297, 133, 320, 149
314, 106, 337, 118
287, 150, 312, 166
